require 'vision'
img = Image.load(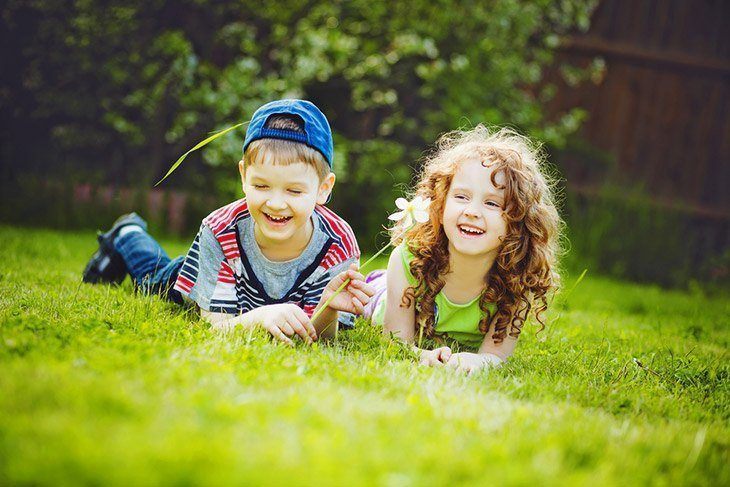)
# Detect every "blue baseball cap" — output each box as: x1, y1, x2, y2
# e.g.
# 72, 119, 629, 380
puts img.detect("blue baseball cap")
242, 99, 334, 168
